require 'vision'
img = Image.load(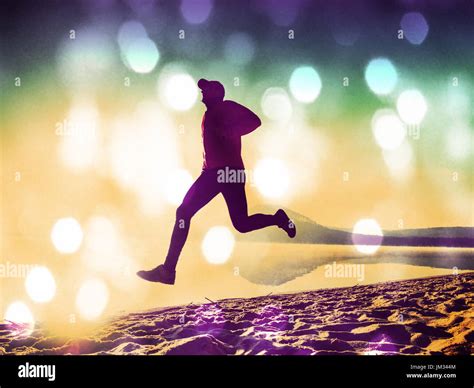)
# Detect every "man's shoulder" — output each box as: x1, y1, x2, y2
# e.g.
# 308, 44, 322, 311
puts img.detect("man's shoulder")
220, 100, 255, 116
222, 99, 242, 108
